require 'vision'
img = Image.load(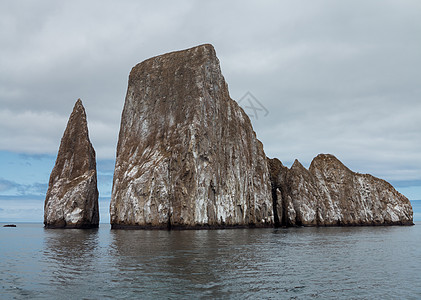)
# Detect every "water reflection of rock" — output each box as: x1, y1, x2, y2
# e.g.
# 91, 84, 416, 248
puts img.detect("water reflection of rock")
43, 229, 99, 290
109, 229, 260, 297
